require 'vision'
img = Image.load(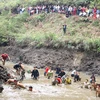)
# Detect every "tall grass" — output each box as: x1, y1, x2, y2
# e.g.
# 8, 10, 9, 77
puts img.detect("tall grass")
0, 0, 100, 52
0, 0, 20, 8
